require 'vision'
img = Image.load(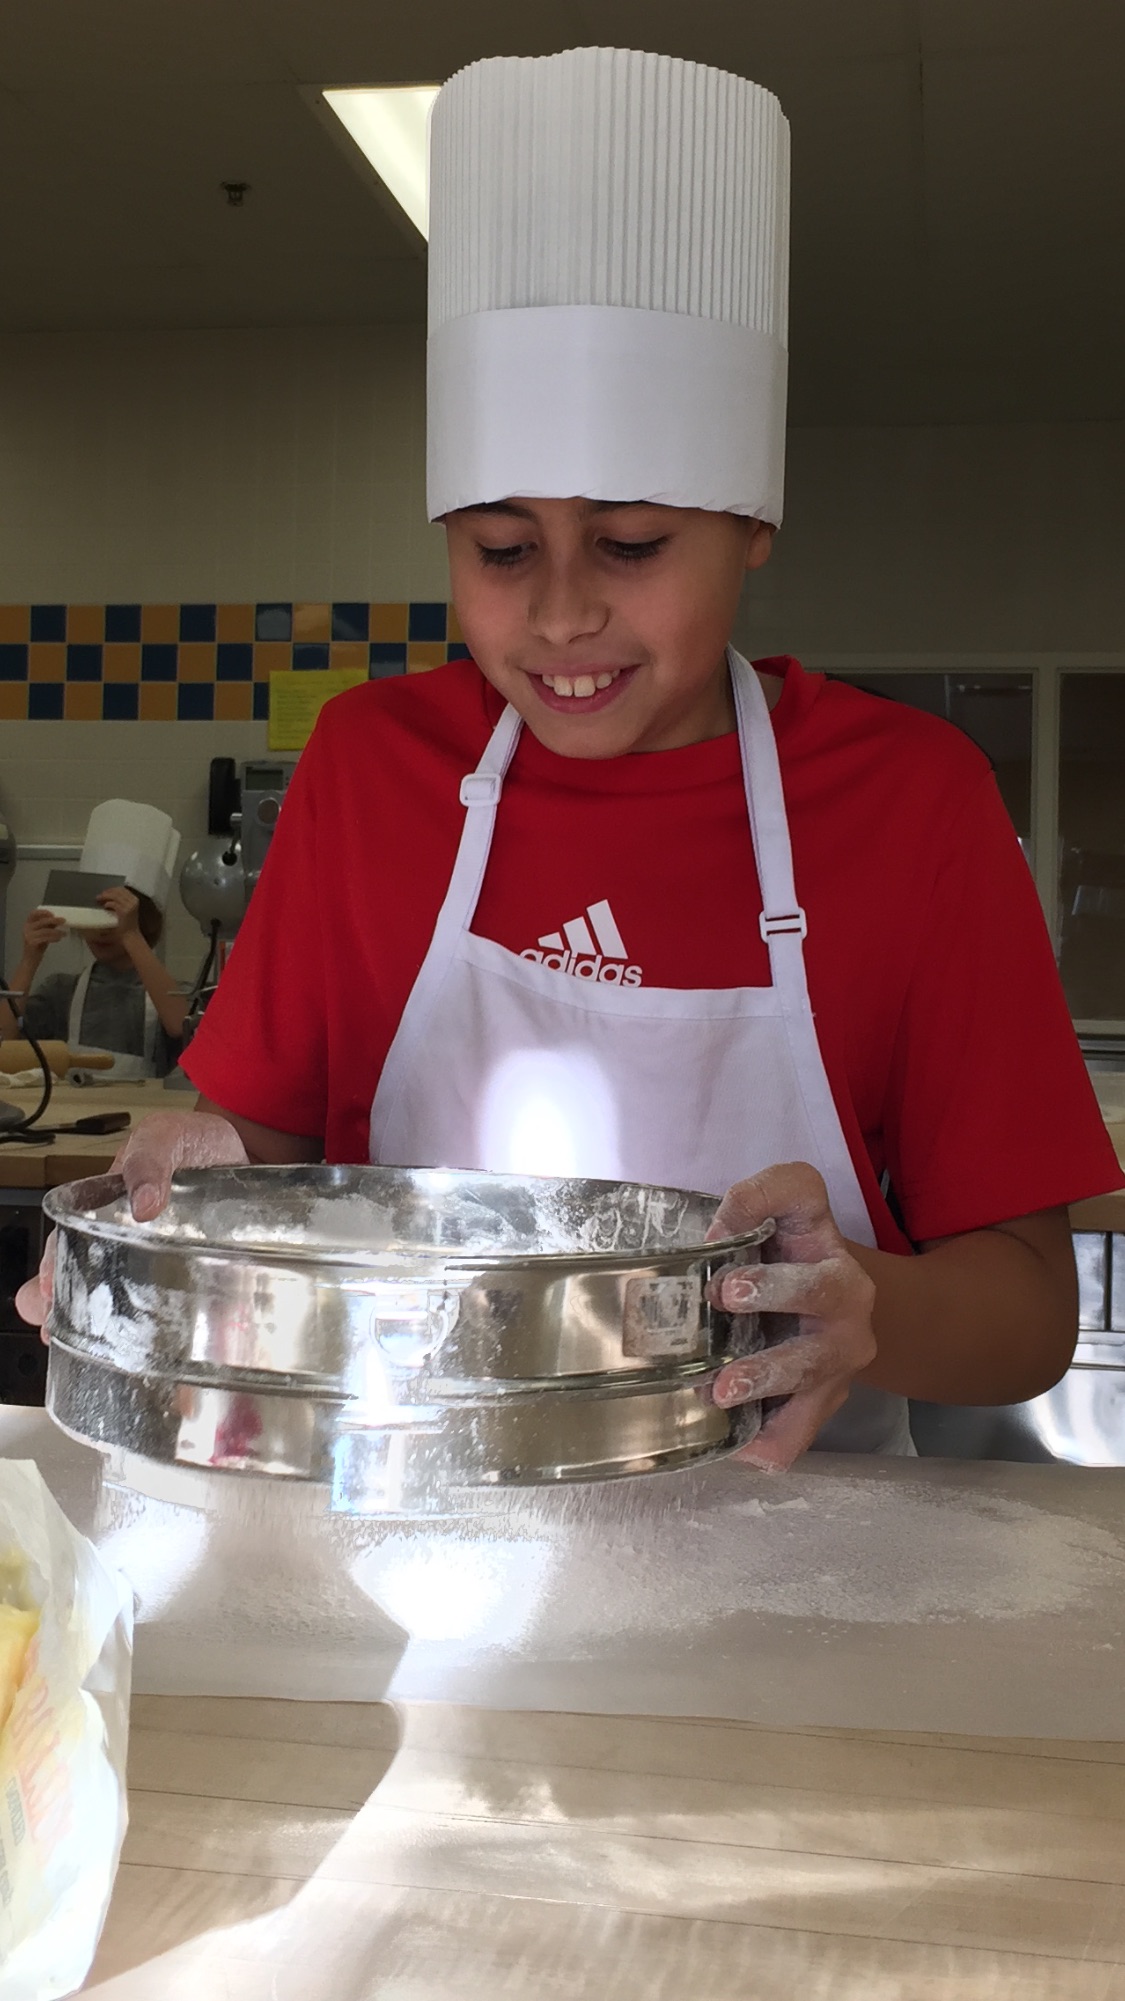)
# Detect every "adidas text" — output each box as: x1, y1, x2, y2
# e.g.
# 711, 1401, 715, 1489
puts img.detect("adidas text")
521, 948, 643, 987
